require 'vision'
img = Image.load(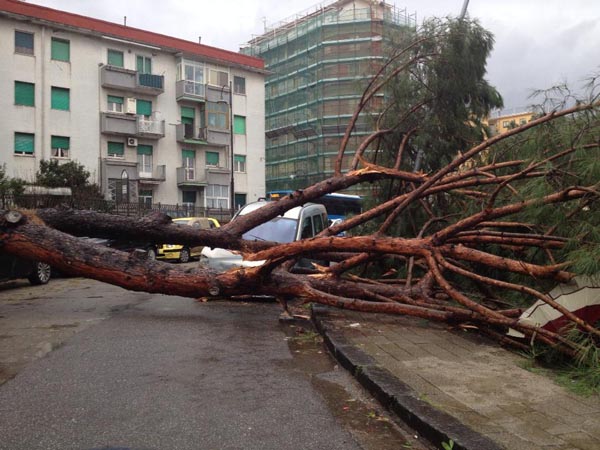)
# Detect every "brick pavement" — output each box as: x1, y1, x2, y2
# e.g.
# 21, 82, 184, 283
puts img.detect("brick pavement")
313, 306, 600, 450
